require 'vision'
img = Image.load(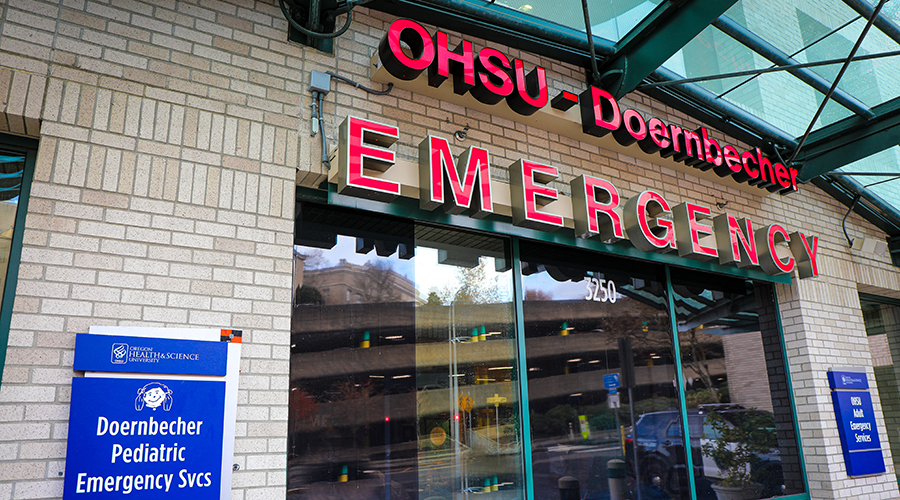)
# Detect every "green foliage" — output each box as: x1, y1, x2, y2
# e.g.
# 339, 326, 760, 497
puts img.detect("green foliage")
425, 291, 443, 305
588, 411, 618, 431
530, 404, 578, 436
633, 397, 679, 416
701, 410, 777, 487
295, 285, 324, 305
685, 387, 728, 408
